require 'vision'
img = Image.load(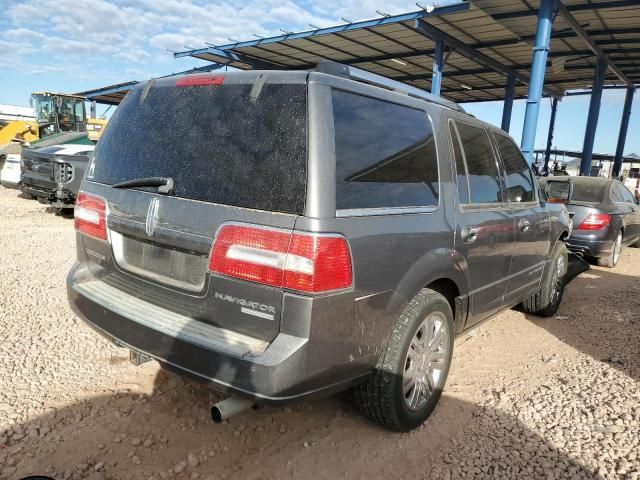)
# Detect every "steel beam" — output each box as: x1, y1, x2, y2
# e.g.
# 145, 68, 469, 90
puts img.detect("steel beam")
543, 97, 559, 173
431, 39, 444, 96
501, 73, 516, 132
580, 57, 607, 176
555, 1, 632, 86
612, 86, 635, 178
520, 0, 556, 164
492, 0, 637, 20
414, 18, 562, 98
